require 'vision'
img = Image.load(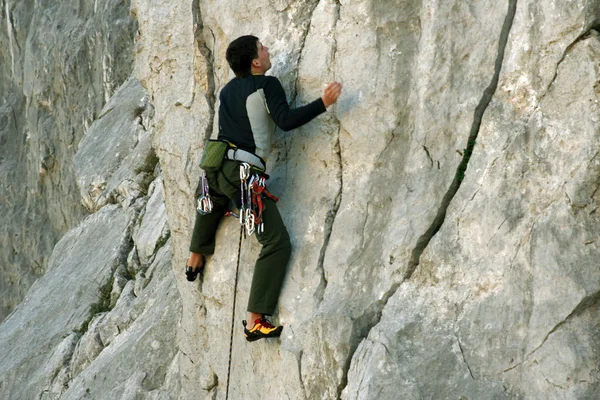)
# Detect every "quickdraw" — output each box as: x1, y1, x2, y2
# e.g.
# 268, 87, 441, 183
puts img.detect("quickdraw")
196, 171, 213, 215
238, 163, 278, 236
198, 162, 278, 235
